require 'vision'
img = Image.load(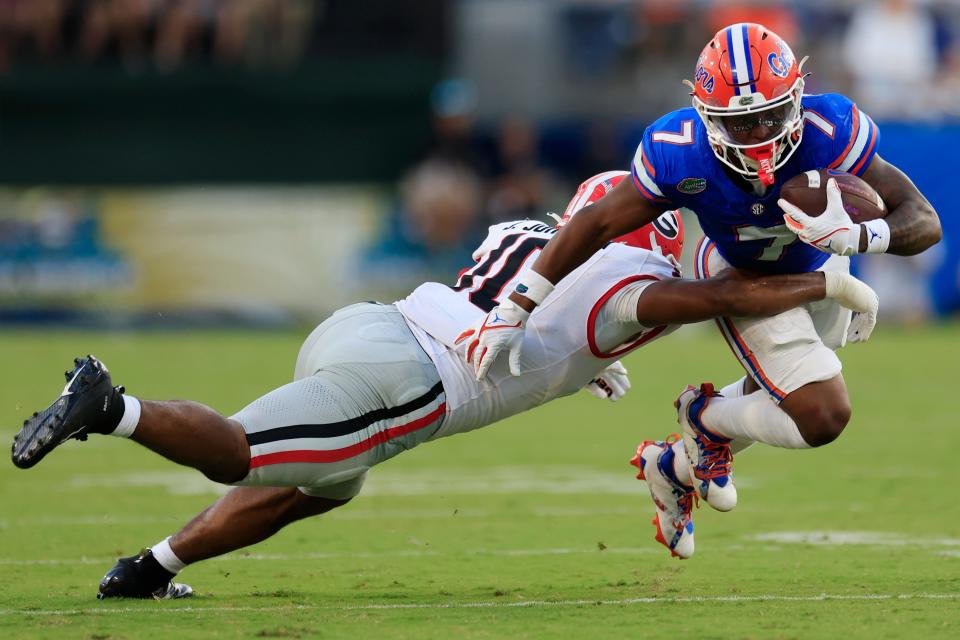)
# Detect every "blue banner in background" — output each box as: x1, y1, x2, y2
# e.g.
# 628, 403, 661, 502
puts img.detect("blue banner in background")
612, 120, 959, 316
875, 123, 957, 315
